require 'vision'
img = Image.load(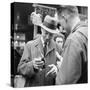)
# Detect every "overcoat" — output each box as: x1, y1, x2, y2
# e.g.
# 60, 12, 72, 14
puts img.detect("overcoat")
18, 37, 60, 87
56, 22, 88, 84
